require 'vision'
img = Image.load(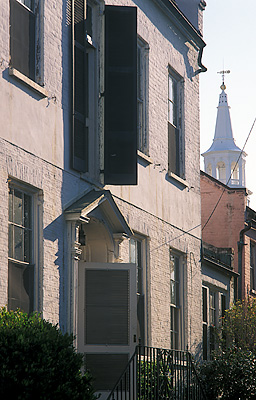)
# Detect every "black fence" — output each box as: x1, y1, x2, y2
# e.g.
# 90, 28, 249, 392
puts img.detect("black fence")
106, 346, 206, 400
